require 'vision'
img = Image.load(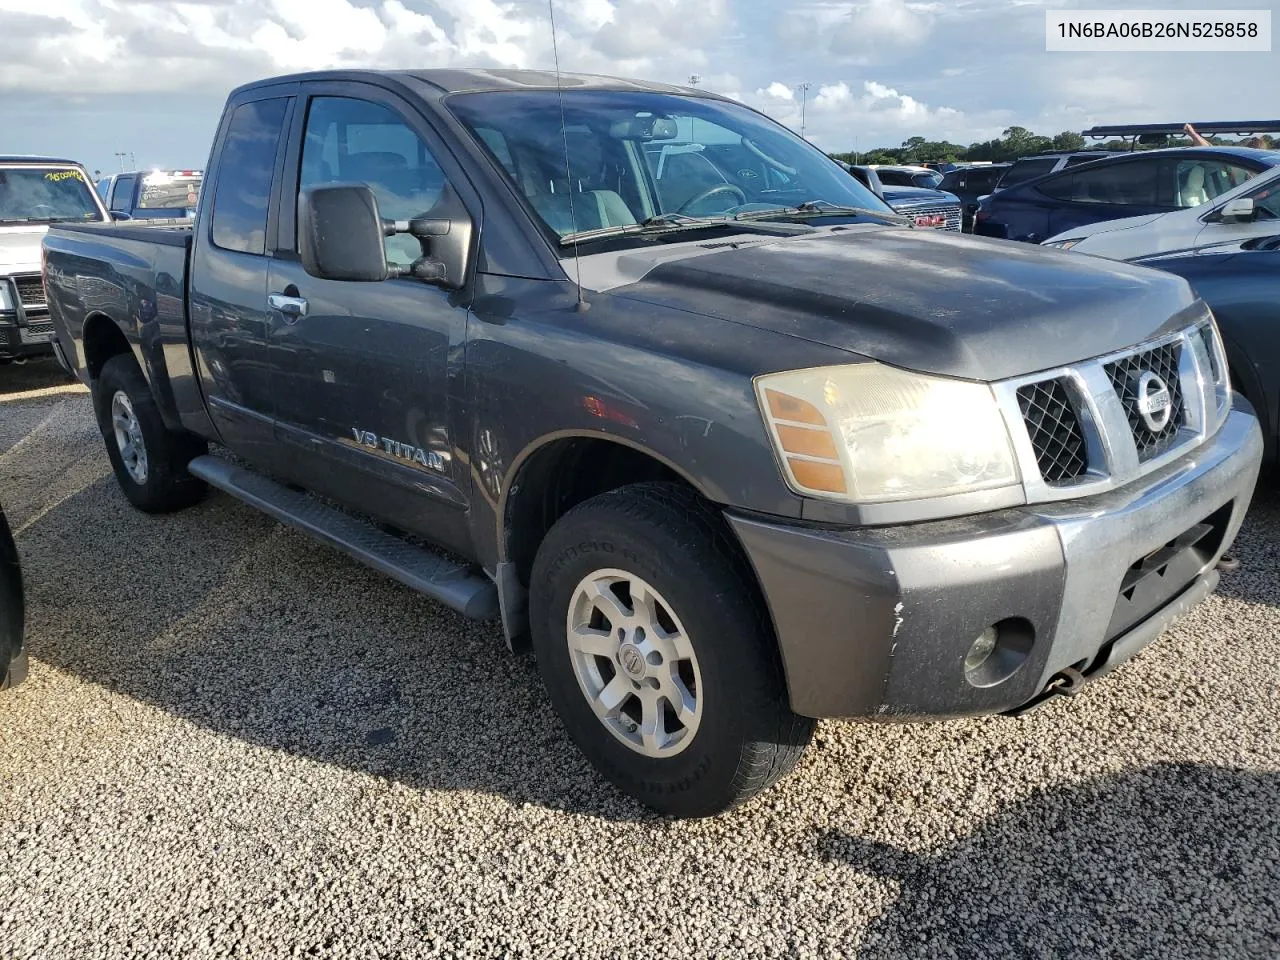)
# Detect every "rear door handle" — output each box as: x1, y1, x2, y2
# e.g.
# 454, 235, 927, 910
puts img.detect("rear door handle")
268, 293, 309, 321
